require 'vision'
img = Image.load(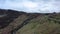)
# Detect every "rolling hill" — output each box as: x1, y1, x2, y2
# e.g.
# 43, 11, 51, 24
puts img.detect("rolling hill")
0, 9, 60, 34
